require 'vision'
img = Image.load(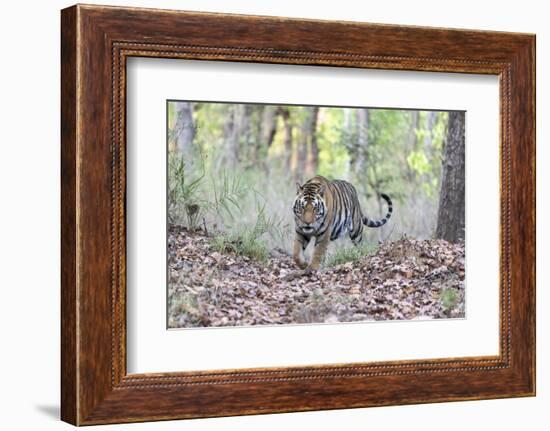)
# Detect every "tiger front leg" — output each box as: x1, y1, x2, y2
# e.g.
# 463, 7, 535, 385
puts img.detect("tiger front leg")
293, 234, 308, 269
309, 234, 330, 270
